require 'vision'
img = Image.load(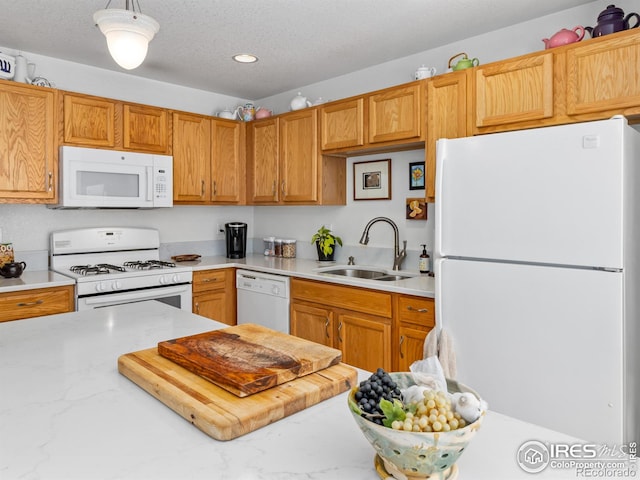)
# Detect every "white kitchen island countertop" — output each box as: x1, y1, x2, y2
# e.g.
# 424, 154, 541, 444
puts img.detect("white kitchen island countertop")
0, 301, 583, 480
